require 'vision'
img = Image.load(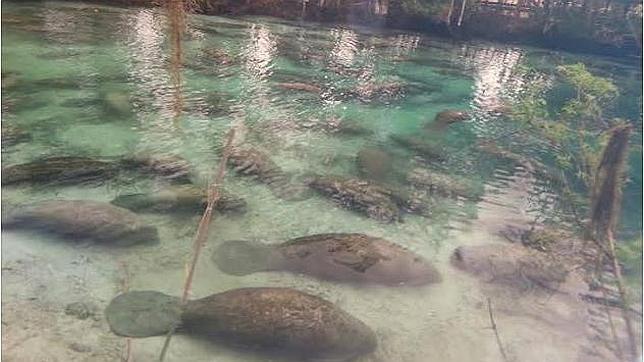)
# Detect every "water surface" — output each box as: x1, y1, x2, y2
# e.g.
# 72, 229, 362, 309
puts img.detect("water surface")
2, 2, 642, 361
